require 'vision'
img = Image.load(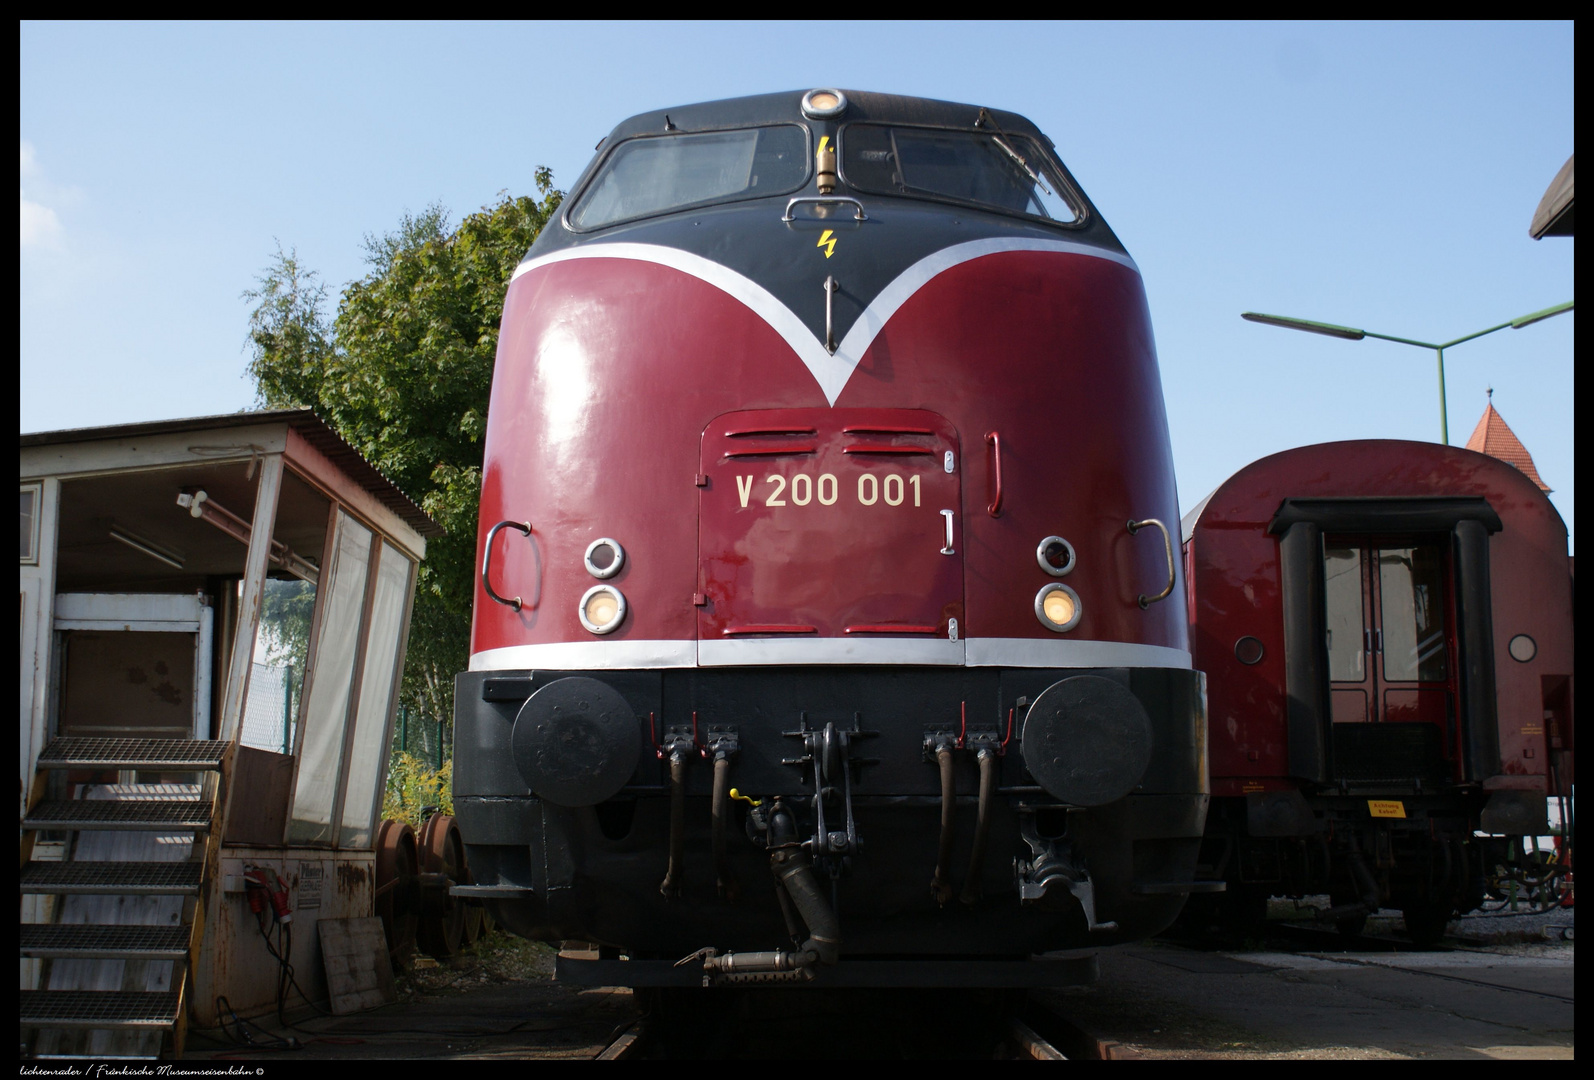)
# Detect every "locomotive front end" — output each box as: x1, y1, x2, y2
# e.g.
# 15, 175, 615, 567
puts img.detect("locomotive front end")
454, 90, 1210, 984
